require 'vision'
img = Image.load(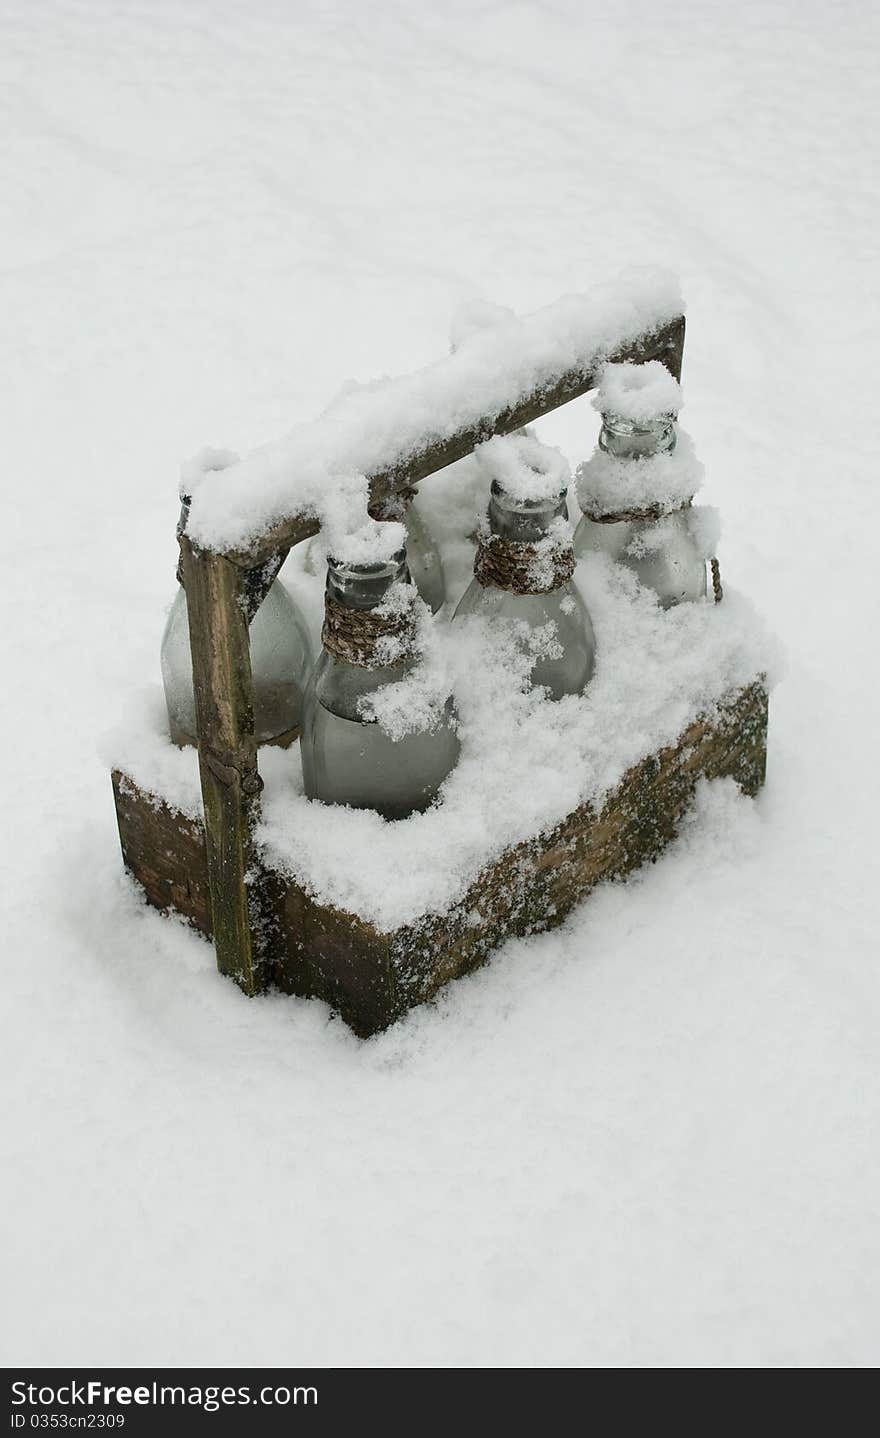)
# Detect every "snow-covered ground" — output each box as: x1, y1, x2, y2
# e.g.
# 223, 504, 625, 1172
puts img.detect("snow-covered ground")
3, 0, 878, 1368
